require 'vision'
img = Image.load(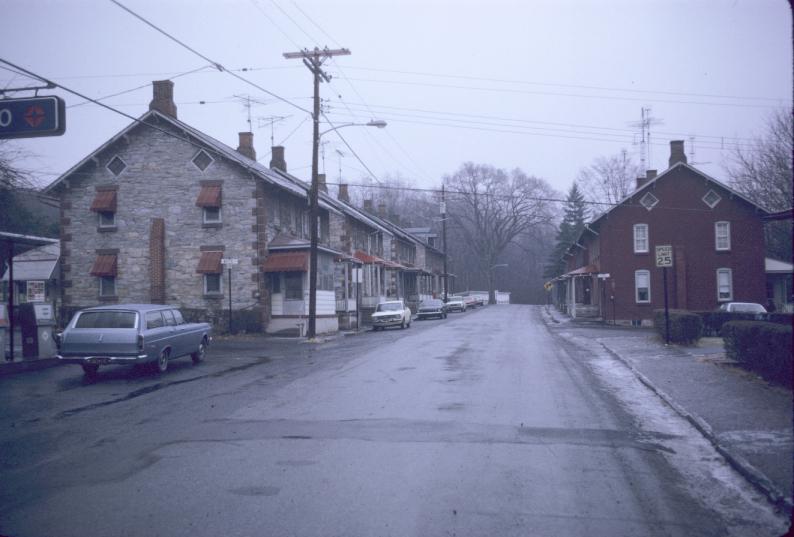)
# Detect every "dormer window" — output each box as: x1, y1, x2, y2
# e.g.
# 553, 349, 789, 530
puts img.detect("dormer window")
106, 156, 127, 177
702, 190, 721, 208
639, 192, 659, 211
192, 150, 214, 172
